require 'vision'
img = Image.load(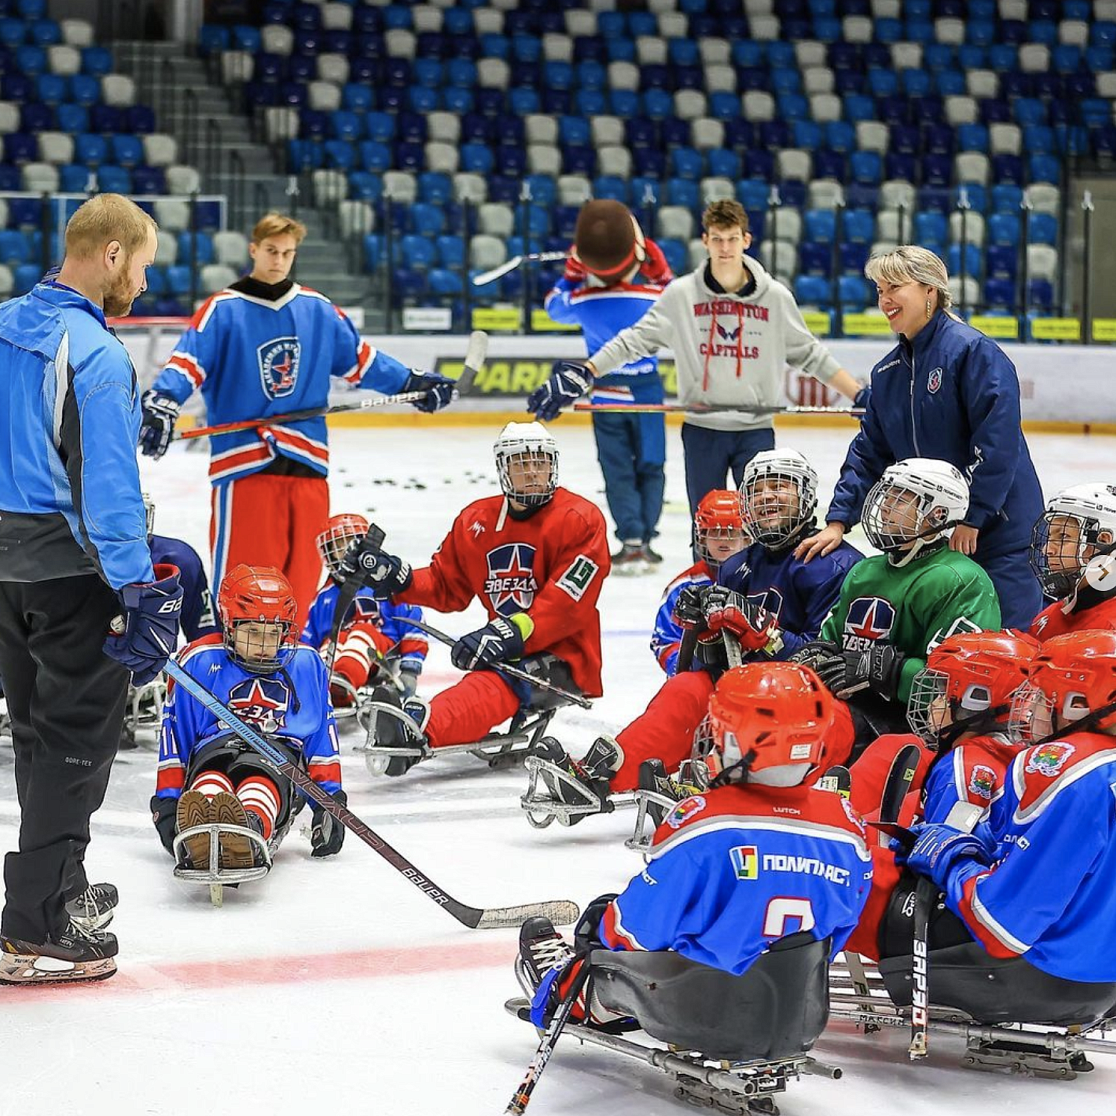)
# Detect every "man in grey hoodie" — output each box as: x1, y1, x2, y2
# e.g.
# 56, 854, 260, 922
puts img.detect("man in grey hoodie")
528, 200, 867, 515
